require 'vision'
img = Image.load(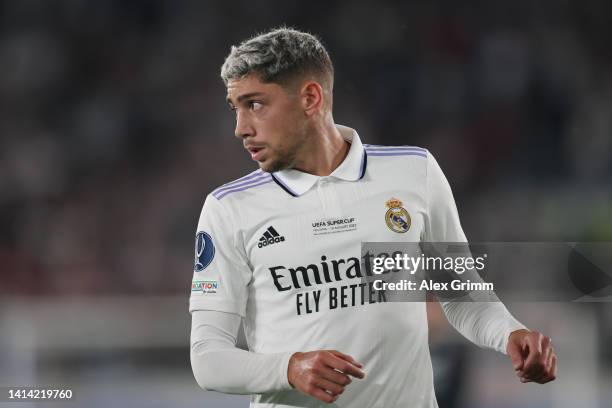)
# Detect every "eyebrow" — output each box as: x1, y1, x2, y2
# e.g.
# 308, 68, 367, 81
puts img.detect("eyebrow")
226, 92, 265, 105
